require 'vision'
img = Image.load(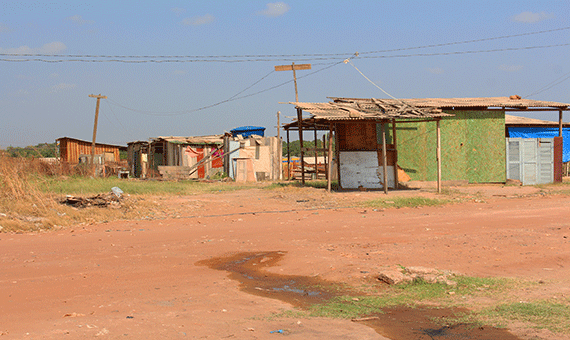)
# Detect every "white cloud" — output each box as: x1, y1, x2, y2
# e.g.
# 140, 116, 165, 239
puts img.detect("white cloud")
181, 14, 214, 26
49, 73, 59, 78
498, 64, 524, 72
0, 41, 67, 55
171, 7, 186, 16
50, 83, 76, 93
511, 11, 553, 23
257, 2, 290, 17
67, 15, 95, 25
427, 67, 444, 74
0, 23, 9, 33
